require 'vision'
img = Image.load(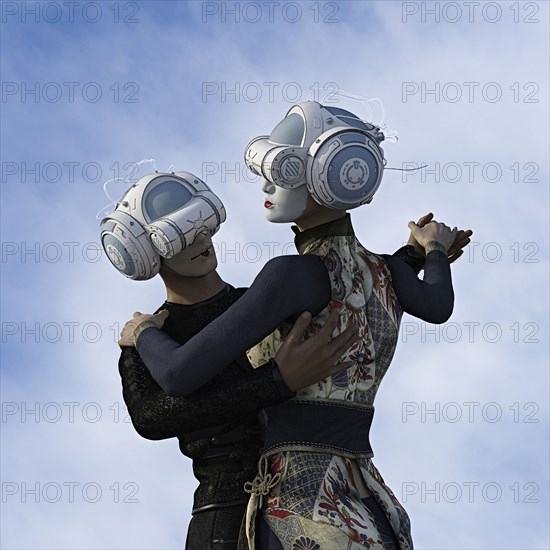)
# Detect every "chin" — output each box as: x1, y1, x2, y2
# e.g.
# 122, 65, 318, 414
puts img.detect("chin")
196, 255, 217, 275
209, 256, 218, 271
265, 211, 295, 224
169, 256, 218, 278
